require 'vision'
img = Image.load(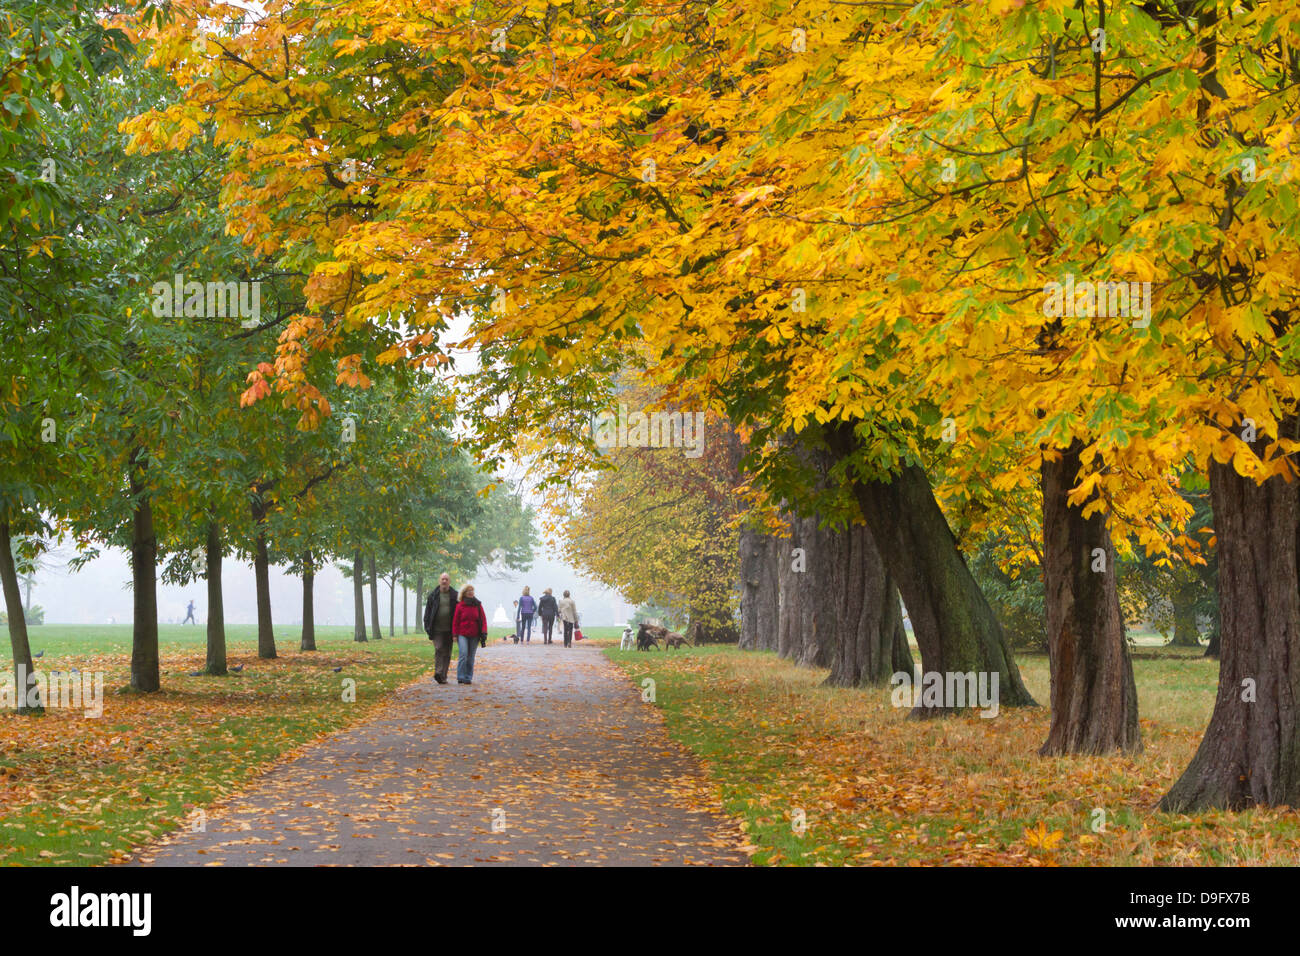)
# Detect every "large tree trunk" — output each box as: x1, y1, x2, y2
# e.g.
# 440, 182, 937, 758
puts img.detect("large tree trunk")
739, 526, 781, 651
205, 521, 227, 675
252, 505, 276, 659
1170, 585, 1201, 647
1039, 442, 1141, 755
301, 549, 316, 651
369, 553, 382, 641
0, 520, 40, 712
846, 459, 1035, 715
353, 549, 367, 642
129, 453, 161, 692
823, 520, 911, 689
1161, 449, 1300, 811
